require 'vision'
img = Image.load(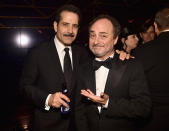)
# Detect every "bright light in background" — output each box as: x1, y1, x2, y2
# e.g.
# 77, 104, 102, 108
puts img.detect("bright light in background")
16, 33, 30, 48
